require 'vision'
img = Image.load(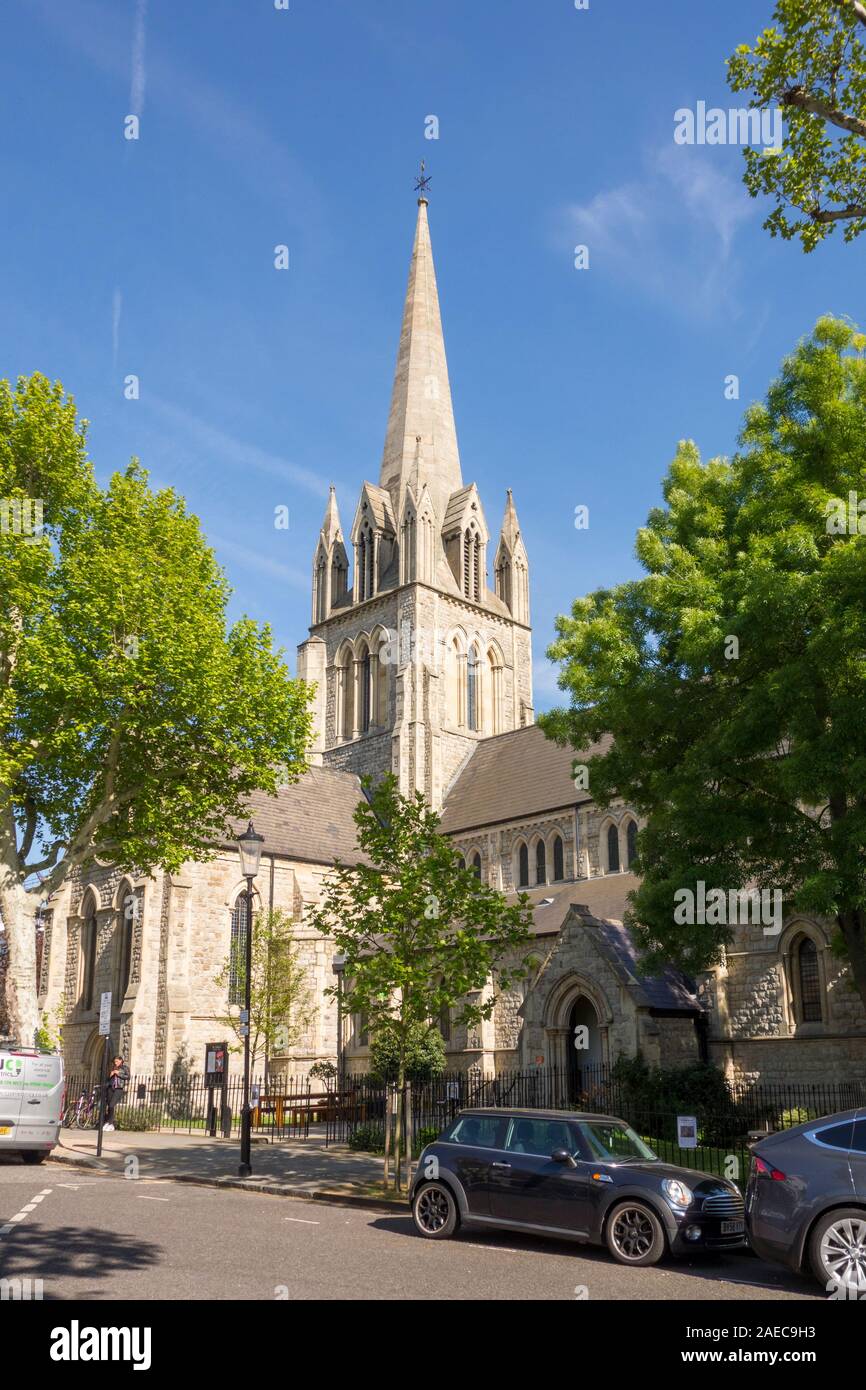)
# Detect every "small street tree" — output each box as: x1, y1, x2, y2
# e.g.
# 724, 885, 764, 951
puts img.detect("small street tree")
308, 774, 535, 1191
214, 907, 316, 1076
541, 317, 866, 1012
0, 374, 312, 1045
728, 0, 866, 249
